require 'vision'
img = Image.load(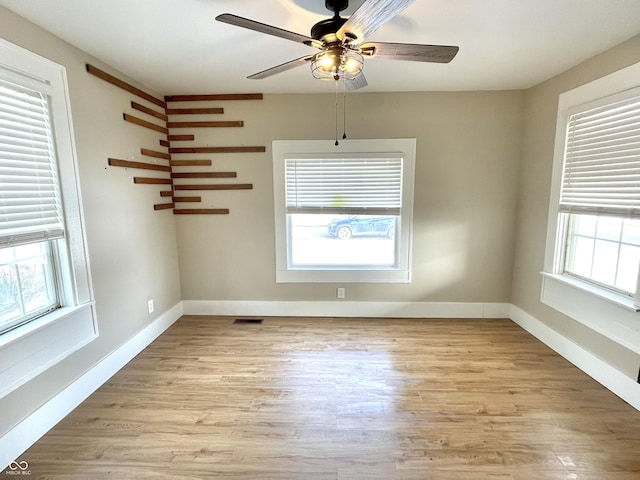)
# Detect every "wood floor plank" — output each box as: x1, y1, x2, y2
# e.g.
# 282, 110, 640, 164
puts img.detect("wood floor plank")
16, 316, 640, 479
